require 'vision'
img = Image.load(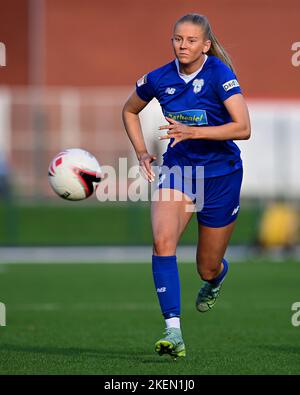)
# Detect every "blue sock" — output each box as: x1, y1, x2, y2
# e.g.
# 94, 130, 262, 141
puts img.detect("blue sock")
152, 255, 180, 319
208, 258, 229, 287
